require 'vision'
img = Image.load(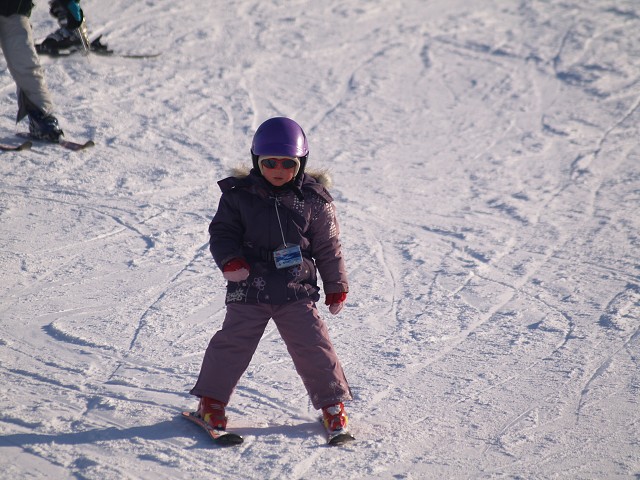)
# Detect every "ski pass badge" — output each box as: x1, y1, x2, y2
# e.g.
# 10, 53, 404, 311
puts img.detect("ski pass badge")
273, 244, 303, 269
